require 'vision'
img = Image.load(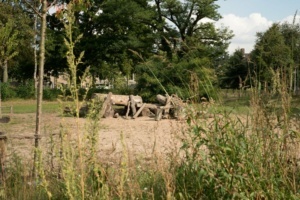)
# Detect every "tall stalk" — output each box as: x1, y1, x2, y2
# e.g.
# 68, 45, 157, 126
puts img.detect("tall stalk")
62, 2, 85, 199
